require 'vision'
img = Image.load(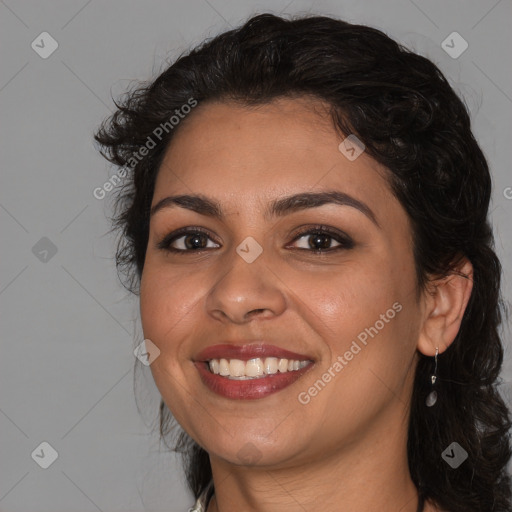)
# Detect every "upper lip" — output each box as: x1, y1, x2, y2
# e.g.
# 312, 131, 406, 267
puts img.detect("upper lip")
195, 342, 315, 362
